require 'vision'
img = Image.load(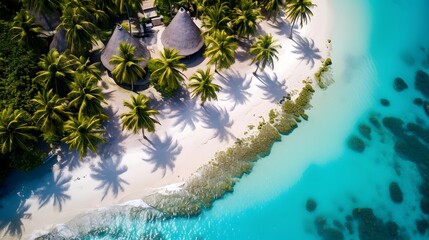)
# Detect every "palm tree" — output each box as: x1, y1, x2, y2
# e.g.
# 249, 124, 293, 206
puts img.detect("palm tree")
57, 8, 100, 55
120, 94, 160, 139
32, 89, 69, 142
67, 73, 107, 120
204, 30, 238, 72
0, 108, 37, 154
189, 67, 221, 106
64, 0, 108, 25
62, 115, 106, 159
109, 41, 146, 91
150, 48, 187, 92
10, 9, 47, 49
21, 0, 61, 16
69, 54, 101, 80
21, 0, 62, 30
201, 2, 231, 36
285, 0, 316, 39
249, 34, 280, 74
232, 0, 263, 39
34, 49, 75, 97
260, 0, 283, 21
